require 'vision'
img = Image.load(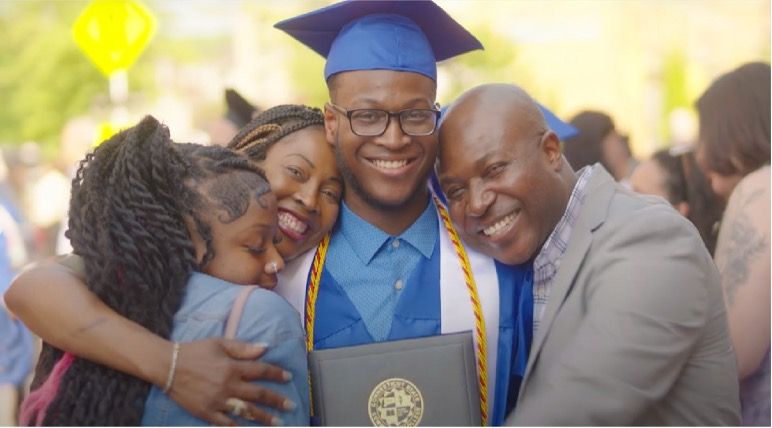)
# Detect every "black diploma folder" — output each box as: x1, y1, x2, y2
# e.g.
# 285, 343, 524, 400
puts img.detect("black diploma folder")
308, 331, 482, 426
